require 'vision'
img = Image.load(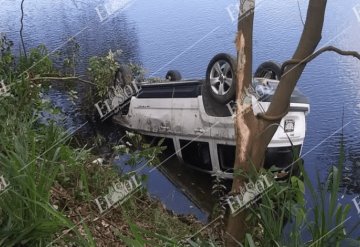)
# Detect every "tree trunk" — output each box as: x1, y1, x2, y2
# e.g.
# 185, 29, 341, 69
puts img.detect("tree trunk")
225, 0, 328, 245
226, 1, 264, 245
